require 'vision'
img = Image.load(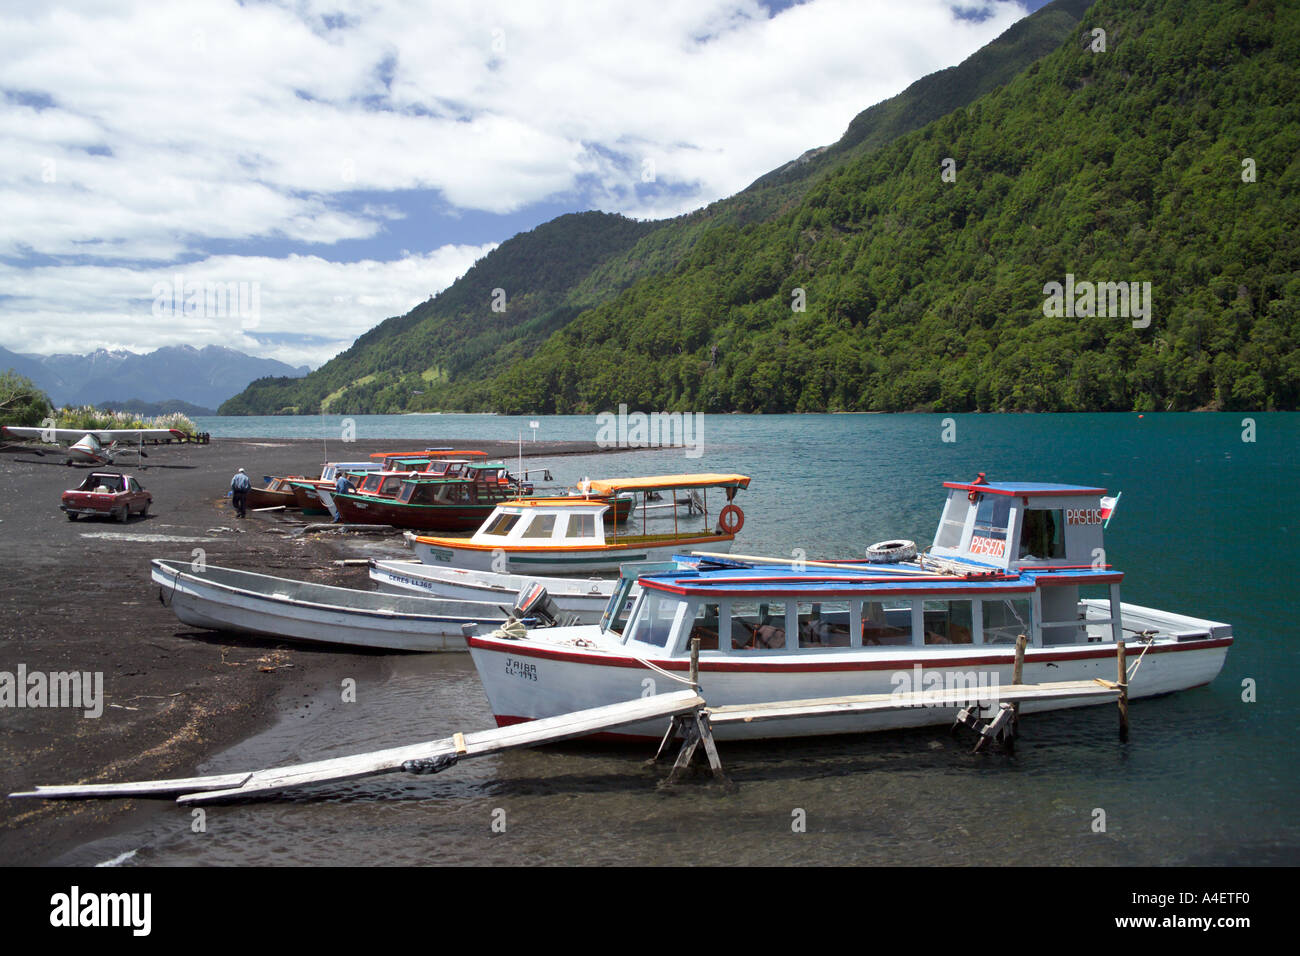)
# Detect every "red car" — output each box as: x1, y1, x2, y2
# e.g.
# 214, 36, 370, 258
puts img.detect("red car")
61, 472, 152, 522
